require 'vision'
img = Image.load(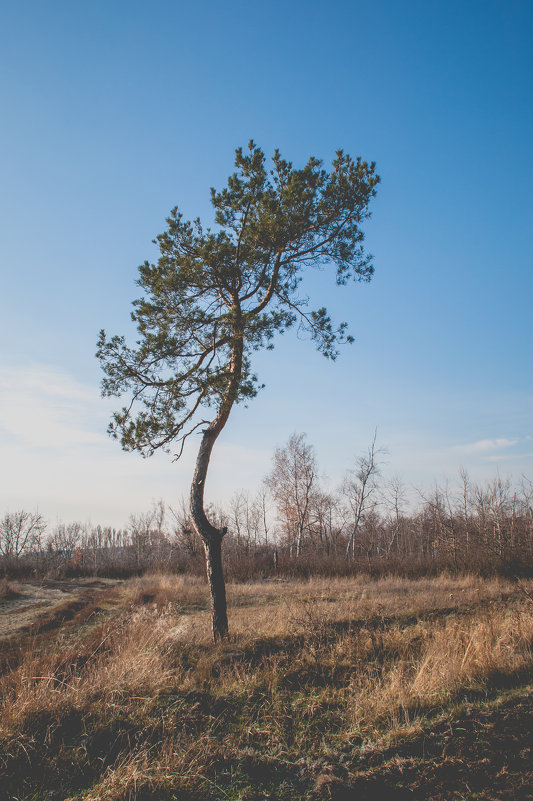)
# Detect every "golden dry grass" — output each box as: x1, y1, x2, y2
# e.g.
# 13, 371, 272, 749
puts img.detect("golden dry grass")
346, 603, 533, 736
0, 573, 531, 800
